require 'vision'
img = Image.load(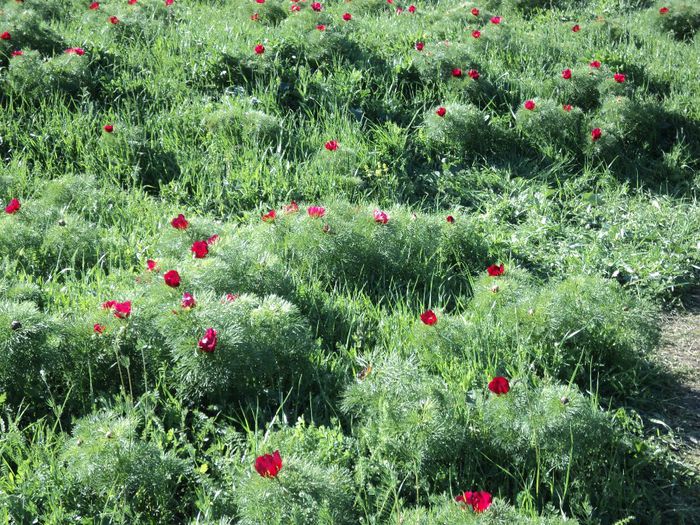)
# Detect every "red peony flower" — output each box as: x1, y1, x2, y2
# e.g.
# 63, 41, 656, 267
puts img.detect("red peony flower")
316, 24, 325, 30
342, 12, 352, 21
128, 0, 137, 4
181, 292, 196, 309
613, 72, 625, 83
207, 234, 219, 245
109, 16, 119, 24
11, 50, 23, 57
311, 2, 322, 11
191, 240, 208, 259
590, 60, 601, 68
452, 68, 463, 78
291, 4, 300, 11
283, 201, 299, 213
254, 44, 265, 54
490, 16, 501, 24
487, 263, 505, 276
562, 104, 573, 112
572, 24, 580, 32
147, 259, 157, 271
4, 198, 21, 214
659, 7, 669, 14
89, 2, 100, 9
113, 301, 131, 319
171, 213, 189, 229
65, 47, 85, 55
408, 5, 416, 13
468, 69, 480, 80
93, 323, 105, 334
436, 106, 446, 117
446, 215, 455, 223
420, 310, 438, 326
103, 124, 114, 133
524, 100, 535, 111
255, 450, 283, 477
102, 300, 116, 310
164, 270, 181, 288
488, 376, 510, 395
251, 13, 260, 21
472, 30, 481, 38
456, 490, 493, 513
225, 293, 239, 302
325, 140, 338, 151
373, 209, 389, 224
198, 327, 217, 352
256, 0, 264, 3
307, 206, 326, 218
591, 127, 602, 141
1, 32, 11, 41
562, 68, 572, 79
471, 8, 479, 16
262, 209, 276, 222
415, 41, 424, 51
165, 0, 173, 5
